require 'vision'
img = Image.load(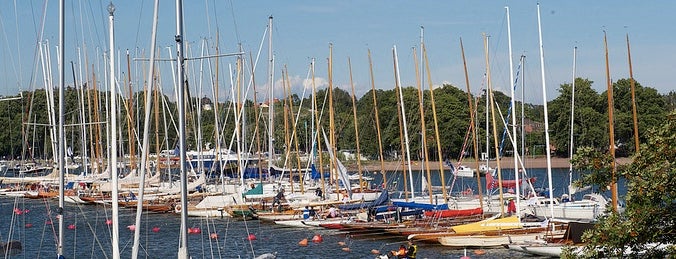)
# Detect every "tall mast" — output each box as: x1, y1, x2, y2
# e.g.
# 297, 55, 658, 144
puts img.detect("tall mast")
126, 50, 135, 171
484, 32, 505, 216
267, 16, 274, 171
368, 50, 387, 187
175, 0, 189, 257
132, 0, 159, 257
626, 34, 639, 153
347, 58, 365, 192
413, 47, 432, 203
604, 31, 618, 212
568, 46, 577, 196
506, 6, 520, 215
57, 0, 65, 257
537, 3, 555, 217
107, 3, 121, 258
393, 46, 415, 199
460, 38, 482, 210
